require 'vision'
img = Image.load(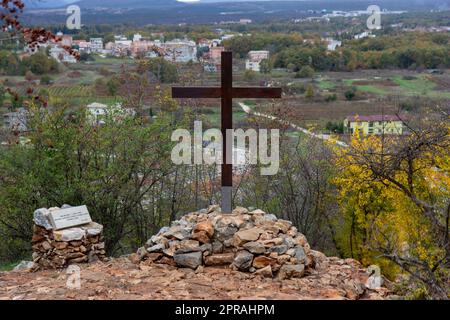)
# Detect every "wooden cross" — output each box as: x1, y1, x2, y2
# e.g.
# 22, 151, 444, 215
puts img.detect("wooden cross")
172, 51, 282, 213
